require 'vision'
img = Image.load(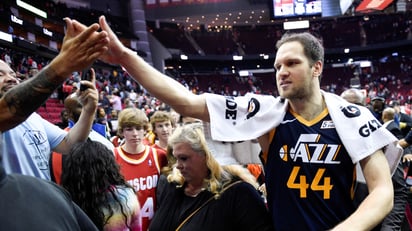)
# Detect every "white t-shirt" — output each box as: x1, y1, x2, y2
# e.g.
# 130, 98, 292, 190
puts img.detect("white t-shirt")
2, 113, 66, 180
